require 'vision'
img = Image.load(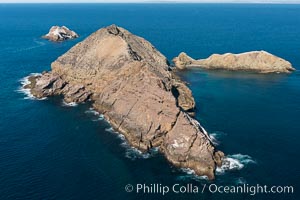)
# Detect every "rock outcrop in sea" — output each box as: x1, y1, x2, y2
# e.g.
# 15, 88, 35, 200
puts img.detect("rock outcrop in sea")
25, 25, 224, 179
42, 26, 79, 42
173, 51, 295, 73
